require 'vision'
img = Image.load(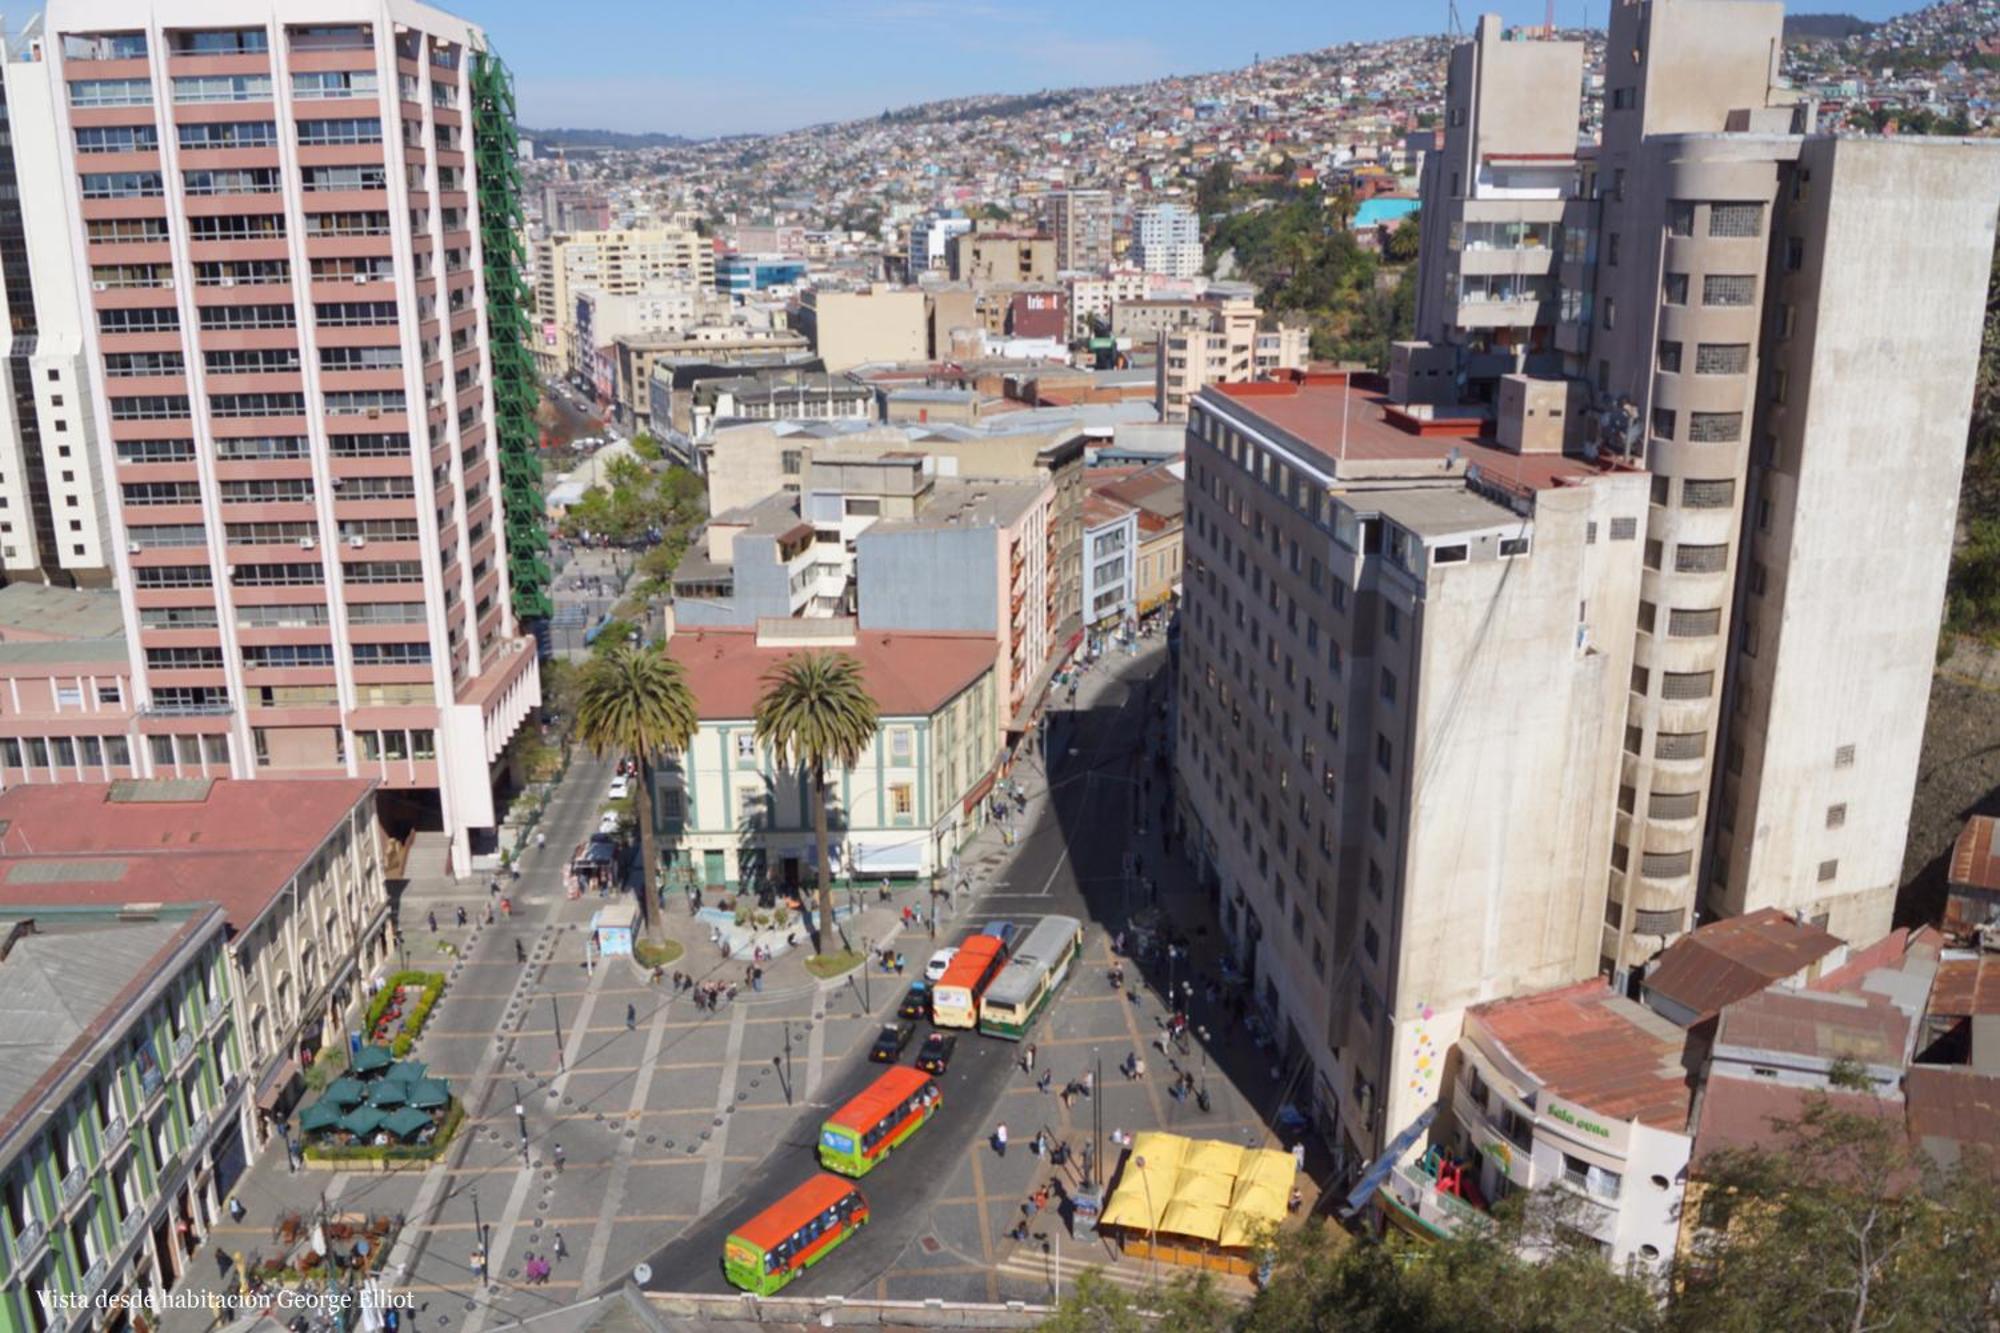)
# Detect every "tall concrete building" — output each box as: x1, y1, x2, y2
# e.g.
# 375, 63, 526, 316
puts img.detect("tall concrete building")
40, 0, 545, 869
1406, 4, 2000, 973
1131, 202, 1202, 279
533, 226, 712, 371
0, 22, 113, 586
1155, 297, 1308, 420
1175, 373, 1648, 1165
1047, 188, 1113, 273
905, 212, 969, 276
